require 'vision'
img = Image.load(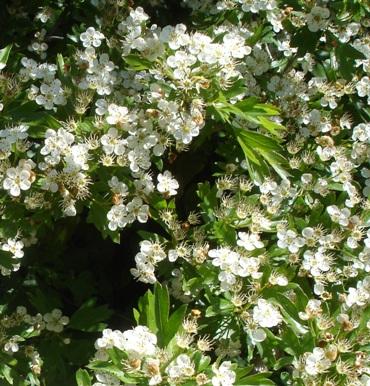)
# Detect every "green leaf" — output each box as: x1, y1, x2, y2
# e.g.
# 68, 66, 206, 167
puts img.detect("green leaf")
107, 348, 126, 366
291, 27, 320, 56
135, 285, 186, 347
222, 79, 247, 99
273, 356, 293, 370
235, 99, 280, 117
27, 288, 62, 314
133, 308, 140, 324
335, 41, 365, 80
213, 222, 237, 244
0, 45, 12, 70
87, 362, 136, 384
270, 294, 308, 335
197, 182, 218, 220
236, 372, 274, 385
123, 54, 153, 70
247, 25, 272, 46
0, 364, 13, 384
69, 301, 112, 331
76, 369, 91, 386
193, 352, 211, 372
87, 200, 120, 243
137, 288, 157, 333
56, 53, 68, 84
205, 298, 233, 317
154, 283, 170, 346
165, 304, 187, 346
234, 128, 289, 179
0, 252, 15, 270
258, 116, 286, 137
